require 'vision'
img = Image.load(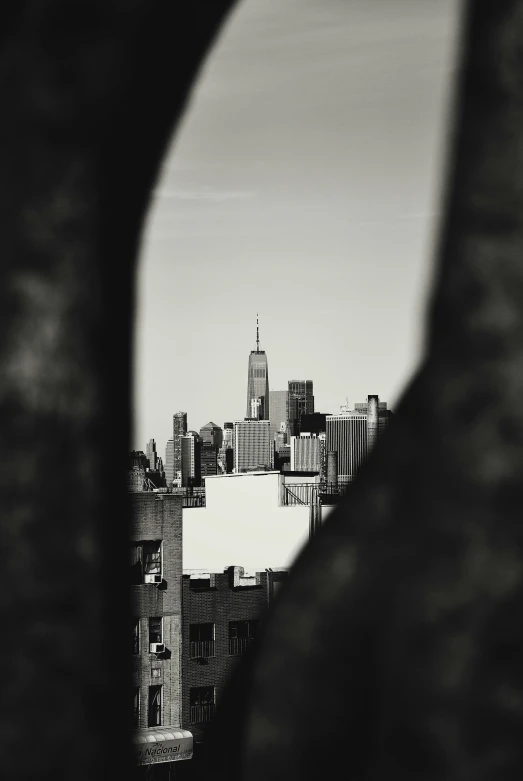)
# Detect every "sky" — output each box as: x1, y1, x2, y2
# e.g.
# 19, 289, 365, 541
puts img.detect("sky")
132, 0, 463, 453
